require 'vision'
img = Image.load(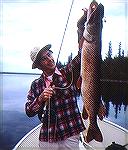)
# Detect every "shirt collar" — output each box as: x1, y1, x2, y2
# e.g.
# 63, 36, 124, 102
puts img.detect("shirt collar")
42, 67, 62, 79
54, 67, 62, 76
